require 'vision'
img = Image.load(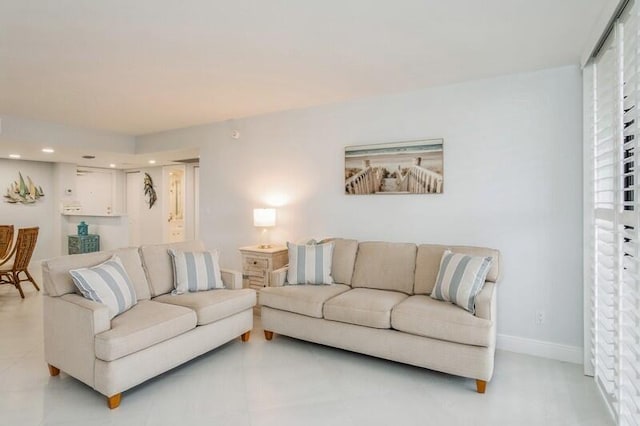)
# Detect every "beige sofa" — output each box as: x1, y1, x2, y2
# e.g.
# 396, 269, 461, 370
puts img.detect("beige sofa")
260, 239, 501, 393
42, 241, 256, 409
